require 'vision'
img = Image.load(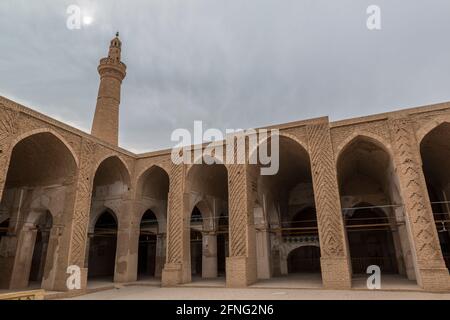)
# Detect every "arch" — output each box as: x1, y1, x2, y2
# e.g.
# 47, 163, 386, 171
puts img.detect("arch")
336, 133, 393, 164
416, 115, 450, 144
186, 163, 228, 203
190, 199, 213, 223
419, 121, 450, 270
93, 154, 132, 187
87, 210, 118, 280
1, 131, 78, 289
136, 165, 170, 192
248, 131, 309, 165
139, 209, 159, 234
138, 209, 159, 278
4, 131, 78, 189
135, 164, 170, 201
89, 206, 118, 233
337, 136, 412, 279
186, 156, 227, 180
185, 162, 229, 281
336, 134, 396, 197
9, 128, 79, 167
